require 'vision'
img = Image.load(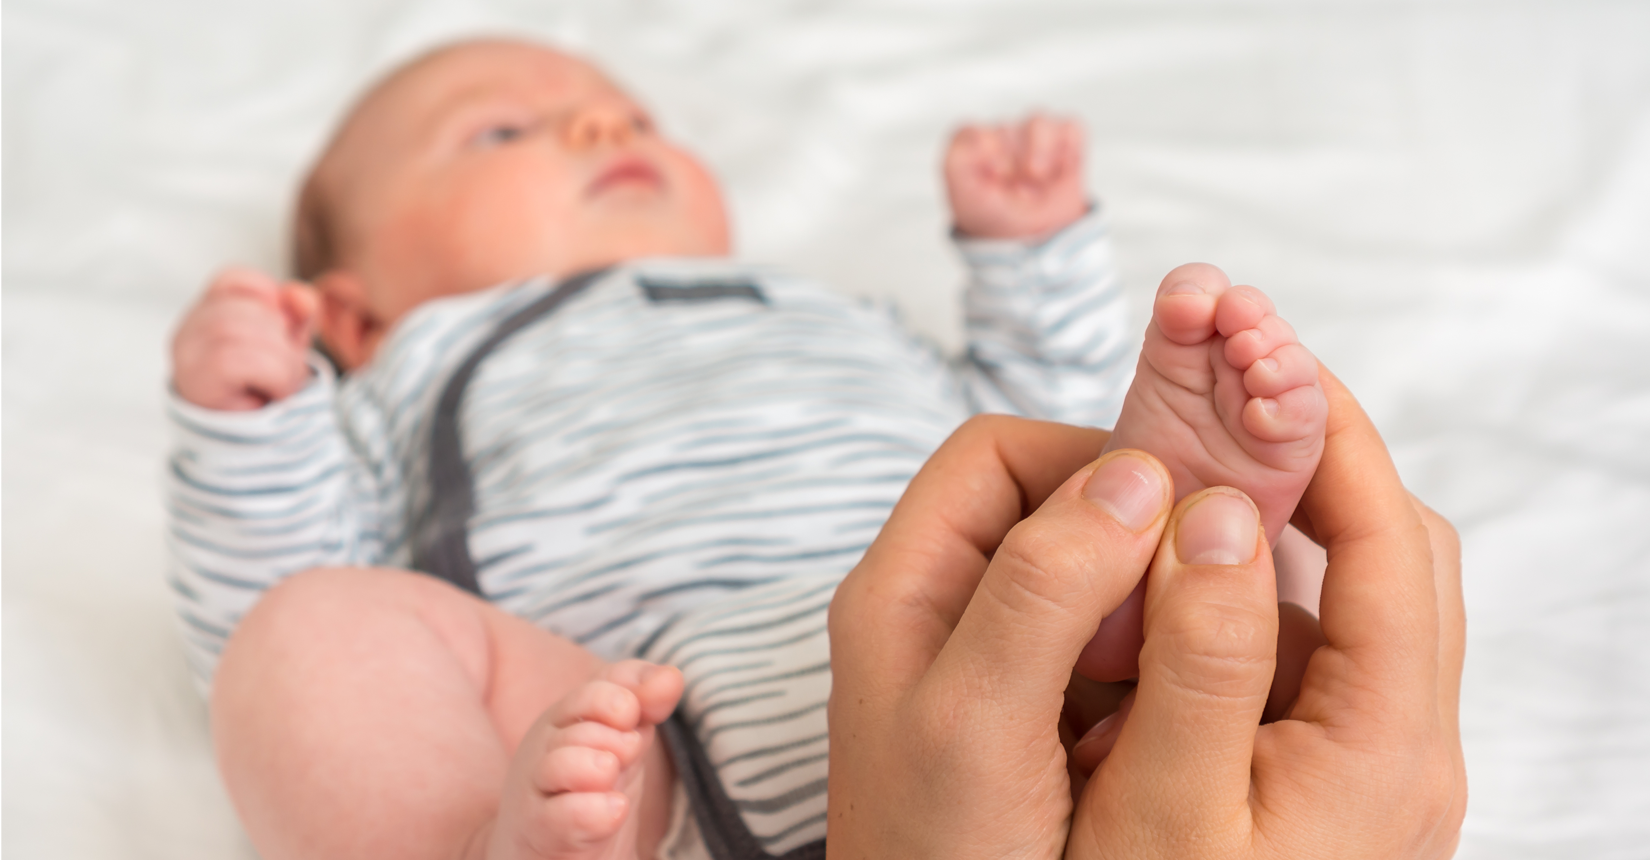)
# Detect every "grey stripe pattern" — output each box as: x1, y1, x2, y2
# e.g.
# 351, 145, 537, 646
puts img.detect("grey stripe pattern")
643, 574, 839, 856
165, 211, 1129, 694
